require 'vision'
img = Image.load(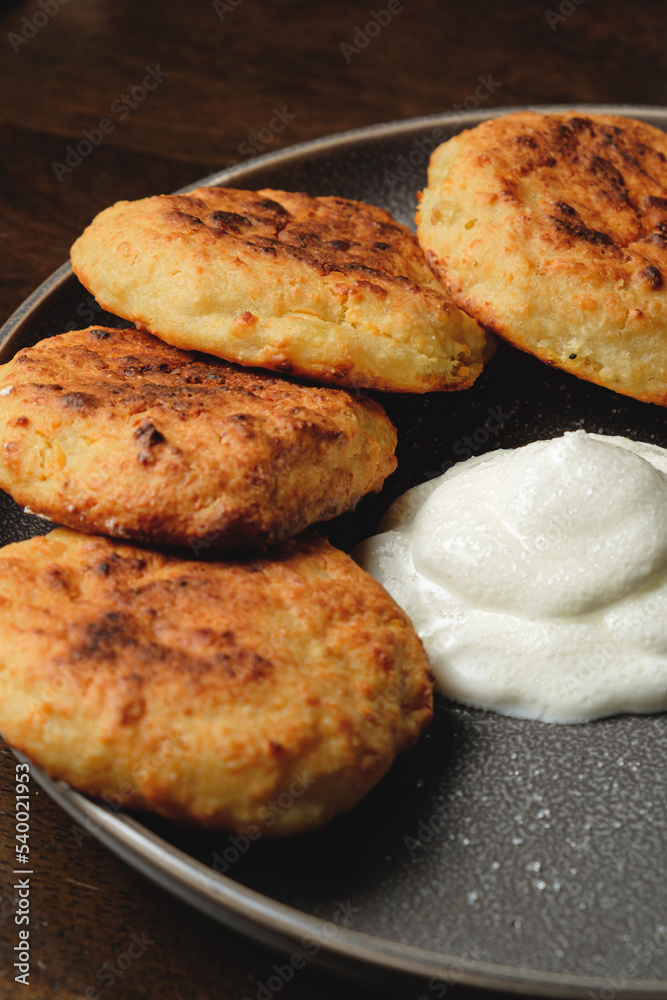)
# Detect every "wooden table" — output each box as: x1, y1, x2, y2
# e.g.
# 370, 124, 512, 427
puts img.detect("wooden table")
1, 1, 667, 996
